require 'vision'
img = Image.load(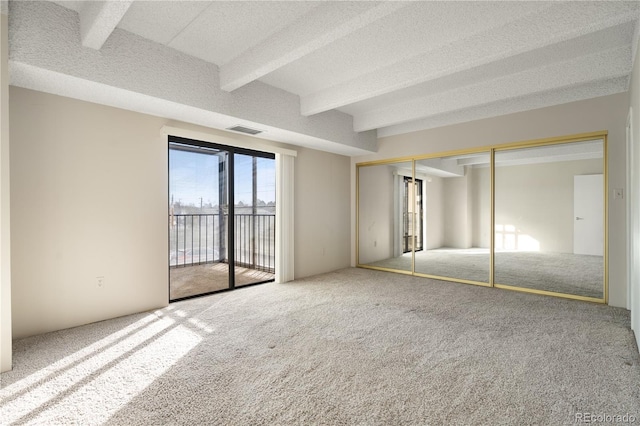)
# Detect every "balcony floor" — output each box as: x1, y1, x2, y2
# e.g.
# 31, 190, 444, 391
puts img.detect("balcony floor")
170, 262, 274, 300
